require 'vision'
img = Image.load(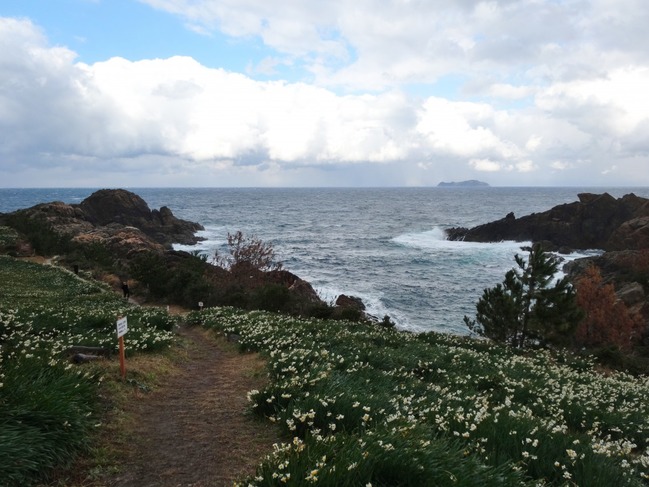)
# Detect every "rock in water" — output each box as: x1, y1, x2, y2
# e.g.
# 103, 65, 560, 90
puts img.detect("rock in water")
445, 192, 649, 251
